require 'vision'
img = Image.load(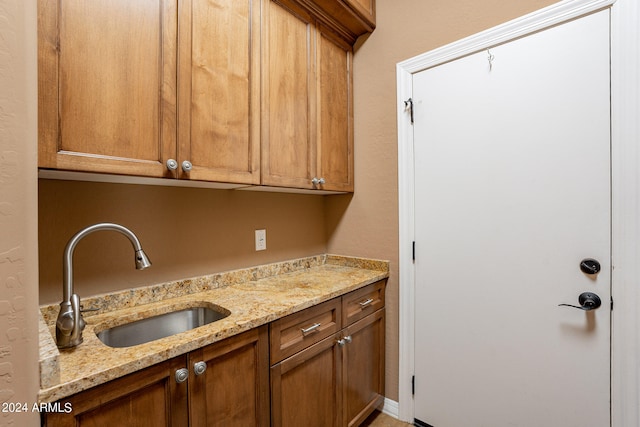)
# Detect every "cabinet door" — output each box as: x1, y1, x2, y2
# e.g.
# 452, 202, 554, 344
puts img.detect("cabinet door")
177, 0, 261, 184
43, 357, 188, 427
261, 0, 316, 189
189, 326, 270, 427
316, 26, 354, 192
343, 309, 385, 427
271, 333, 342, 427
38, 0, 177, 177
